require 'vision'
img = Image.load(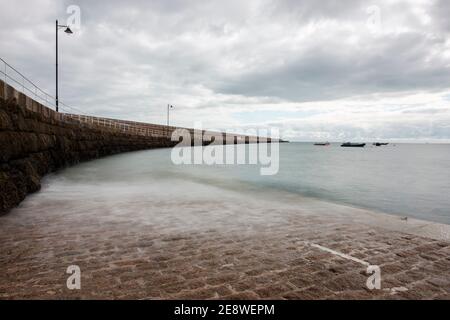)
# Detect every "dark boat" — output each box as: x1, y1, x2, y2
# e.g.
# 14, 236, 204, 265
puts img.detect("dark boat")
373, 142, 389, 146
341, 142, 366, 148
314, 142, 330, 146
